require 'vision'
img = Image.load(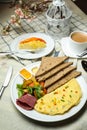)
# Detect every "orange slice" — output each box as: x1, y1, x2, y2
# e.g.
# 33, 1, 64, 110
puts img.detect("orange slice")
19, 68, 32, 80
